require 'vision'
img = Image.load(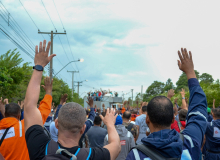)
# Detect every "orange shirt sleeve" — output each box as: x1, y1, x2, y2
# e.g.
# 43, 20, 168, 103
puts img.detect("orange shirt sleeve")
38, 94, 52, 124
